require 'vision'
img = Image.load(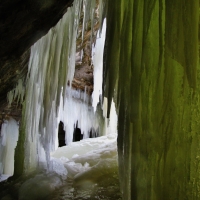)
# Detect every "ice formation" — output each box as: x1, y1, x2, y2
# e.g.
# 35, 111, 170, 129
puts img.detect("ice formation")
16, 134, 118, 200
104, 98, 118, 135
51, 134, 118, 180
20, 0, 107, 173
57, 87, 105, 146
0, 1, 121, 198
92, 19, 107, 112
0, 118, 19, 176
7, 79, 25, 107
19, 173, 64, 200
